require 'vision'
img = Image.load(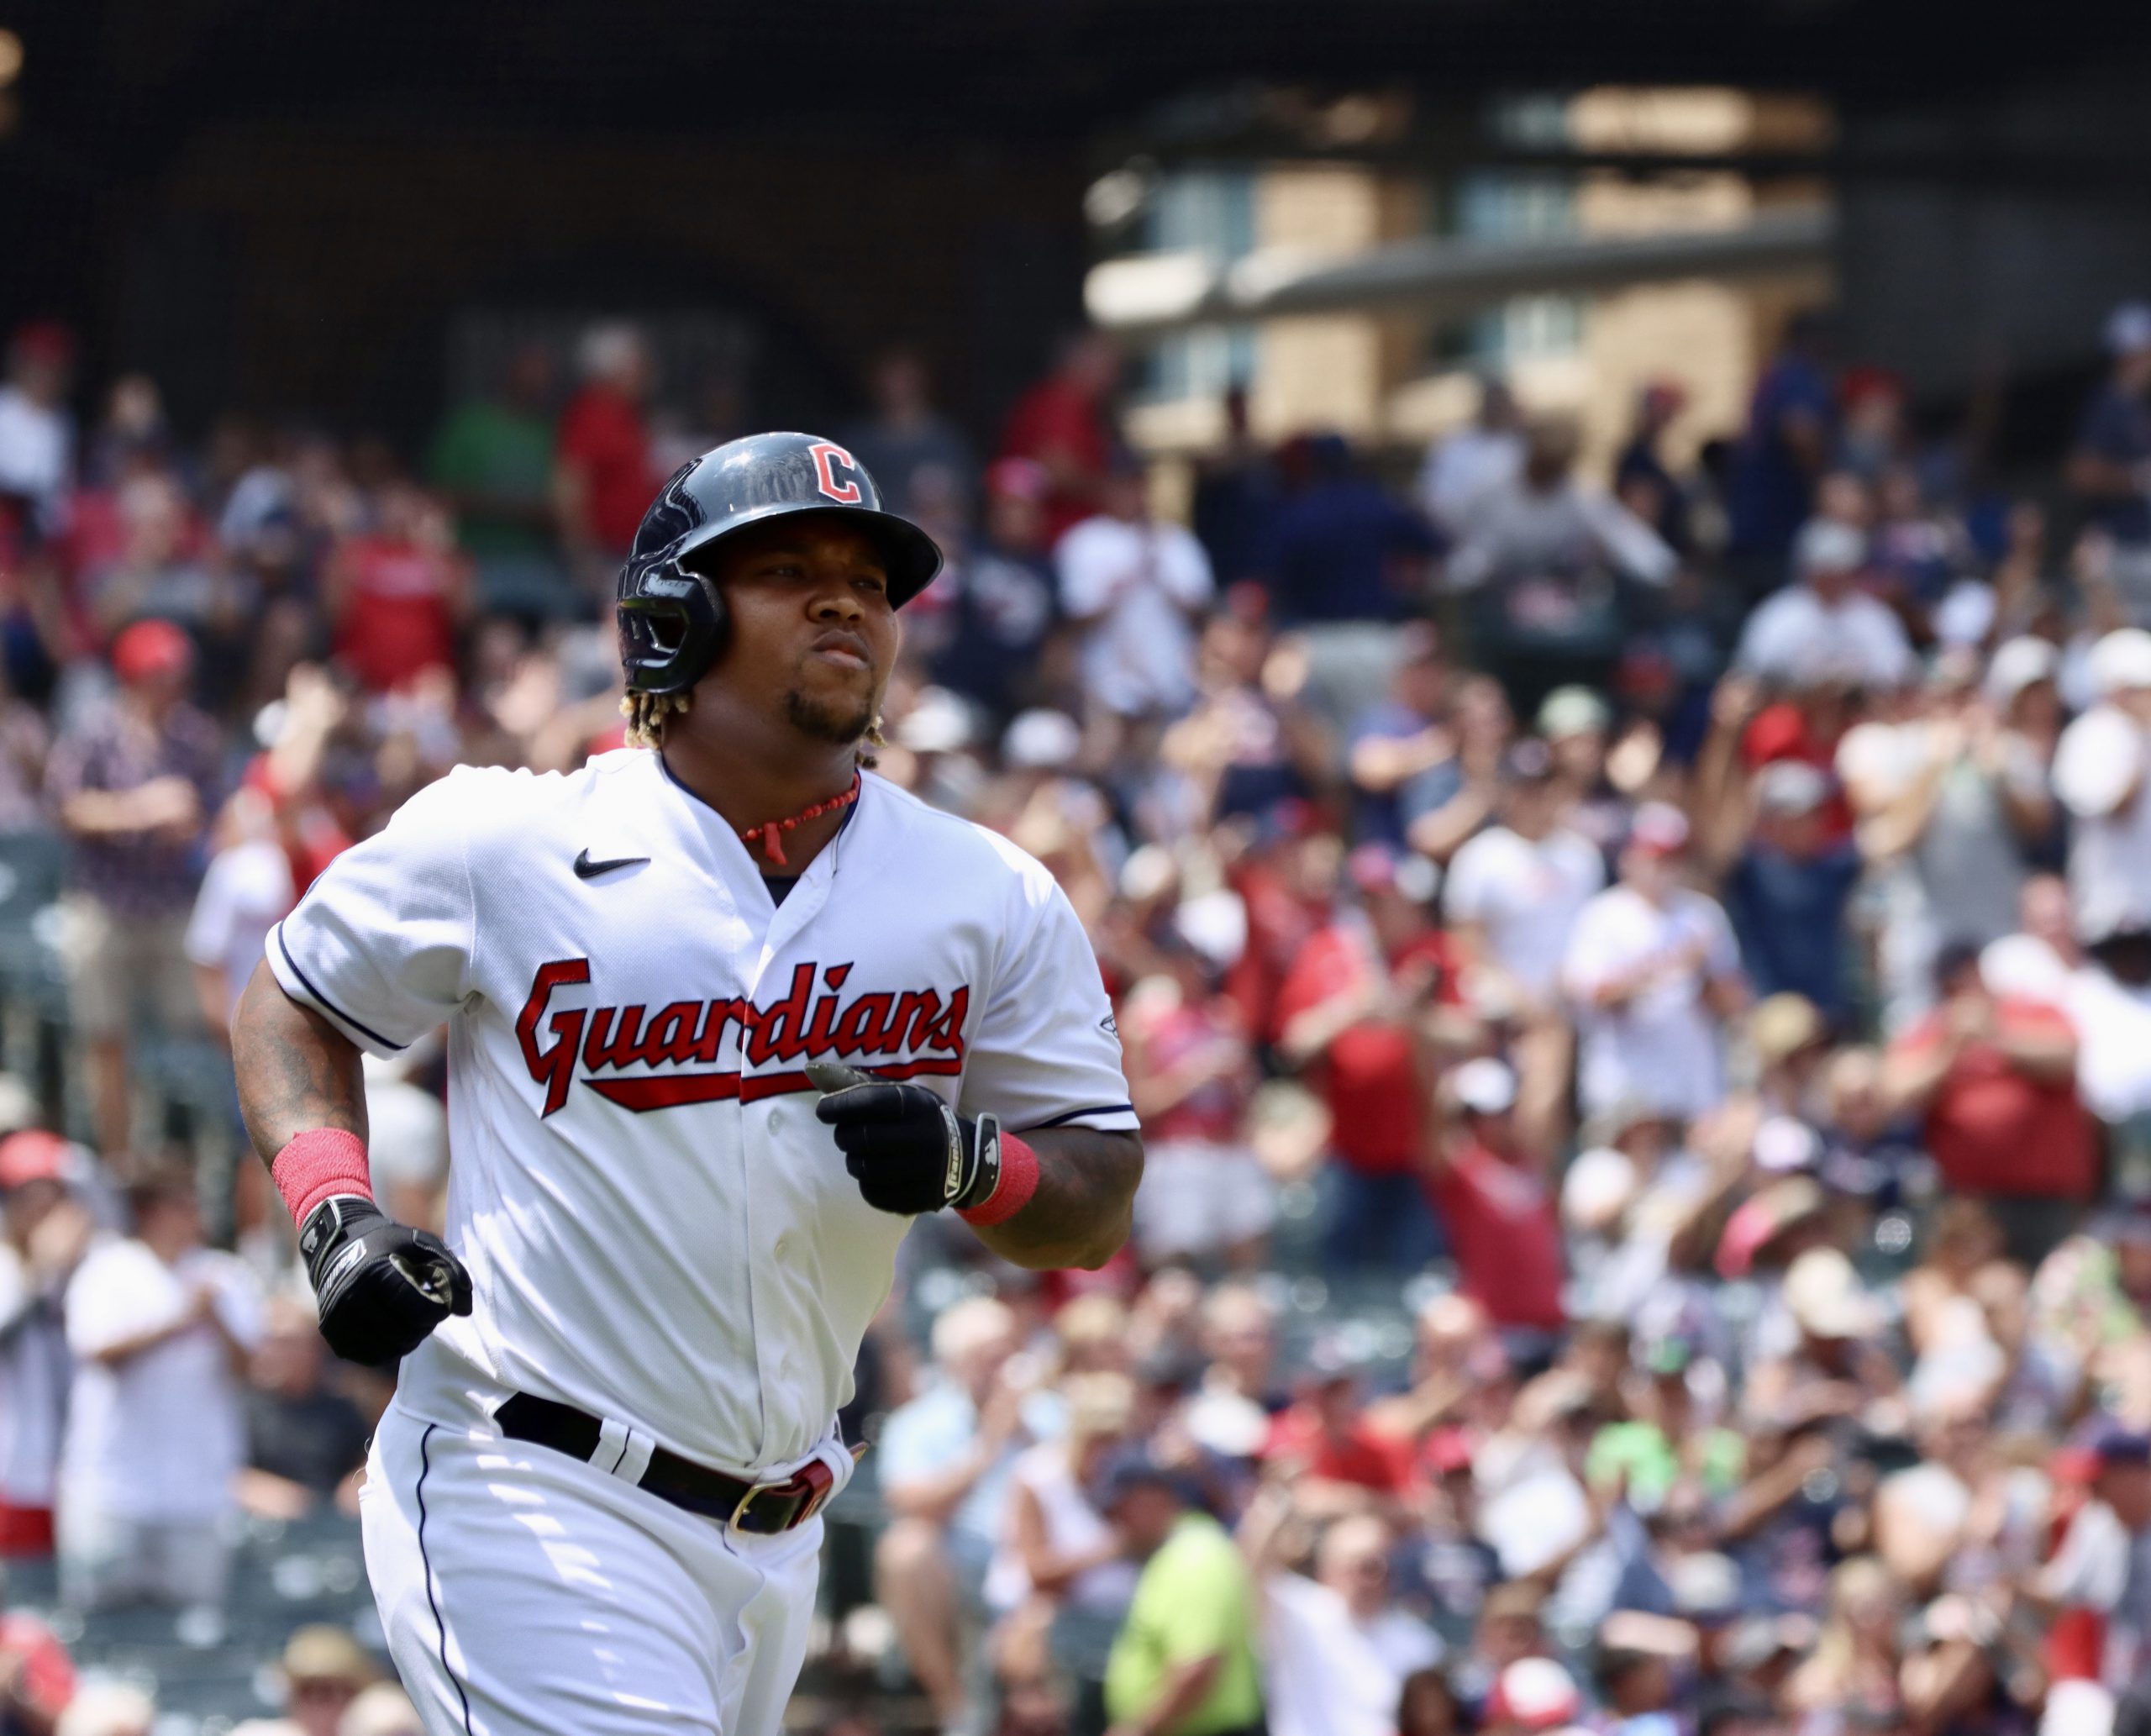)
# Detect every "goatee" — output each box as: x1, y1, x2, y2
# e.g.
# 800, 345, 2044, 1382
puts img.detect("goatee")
784, 687, 874, 746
